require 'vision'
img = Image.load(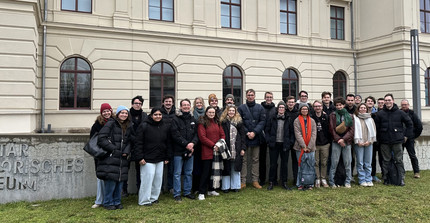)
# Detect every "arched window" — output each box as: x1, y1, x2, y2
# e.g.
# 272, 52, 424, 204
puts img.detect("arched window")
150, 61, 175, 107
333, 71, 347, 98
282, 68, 298, 100
425, 68, 430, 106
60, 57, 91, 109
223, 65, 243, 105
